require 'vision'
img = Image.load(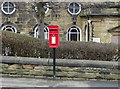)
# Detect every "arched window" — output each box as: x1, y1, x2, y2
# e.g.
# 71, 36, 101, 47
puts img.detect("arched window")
66, 25, 82, 41
33, 25, 49, 39
1, 25, 17, 33
1, 2, 16, 15
68, 2, 81, 15
85, 20, 94, 42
